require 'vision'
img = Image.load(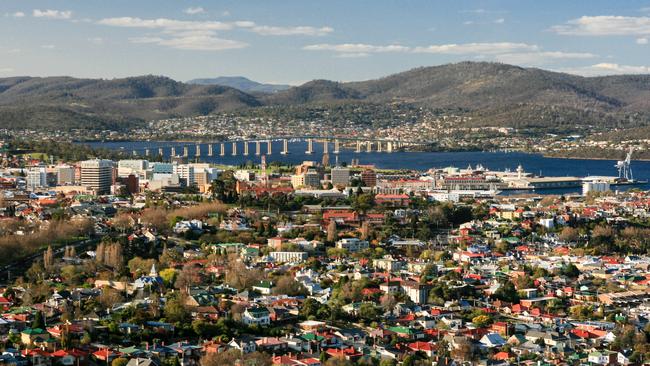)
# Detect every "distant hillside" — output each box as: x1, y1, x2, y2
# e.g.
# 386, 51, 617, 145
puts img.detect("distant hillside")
187, 76, 290, 93
2, 62, 650, 132
0, 75, 260, 130
263, 80, 363, 104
